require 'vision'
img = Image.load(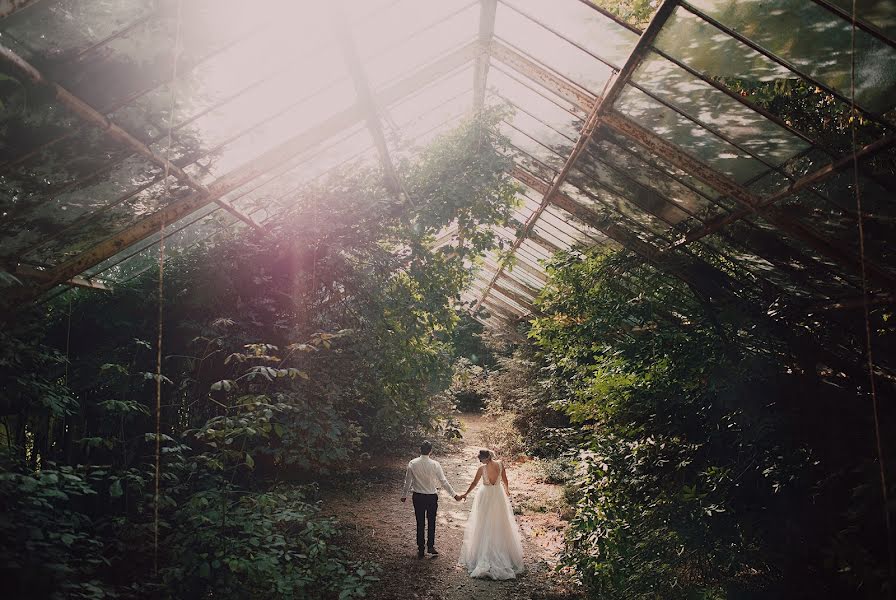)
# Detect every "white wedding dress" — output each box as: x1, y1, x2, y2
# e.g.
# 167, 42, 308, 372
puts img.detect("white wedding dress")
457, 461, 525, 579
